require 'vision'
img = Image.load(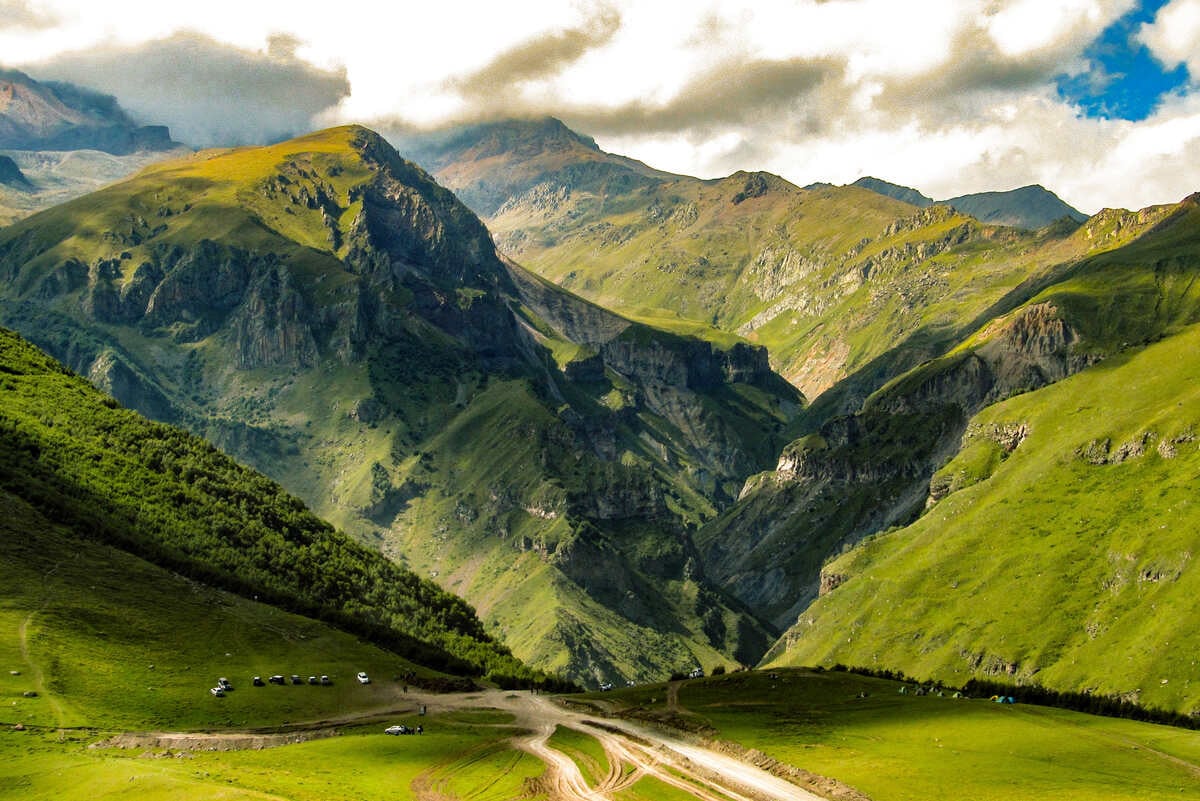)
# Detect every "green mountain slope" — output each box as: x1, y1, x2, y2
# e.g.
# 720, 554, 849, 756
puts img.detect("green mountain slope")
0, 326, 530, 687
0, 126, 796, 683
768, 317, 1200, 713
402, 118, 1200, 687
1, 490, 462, 730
